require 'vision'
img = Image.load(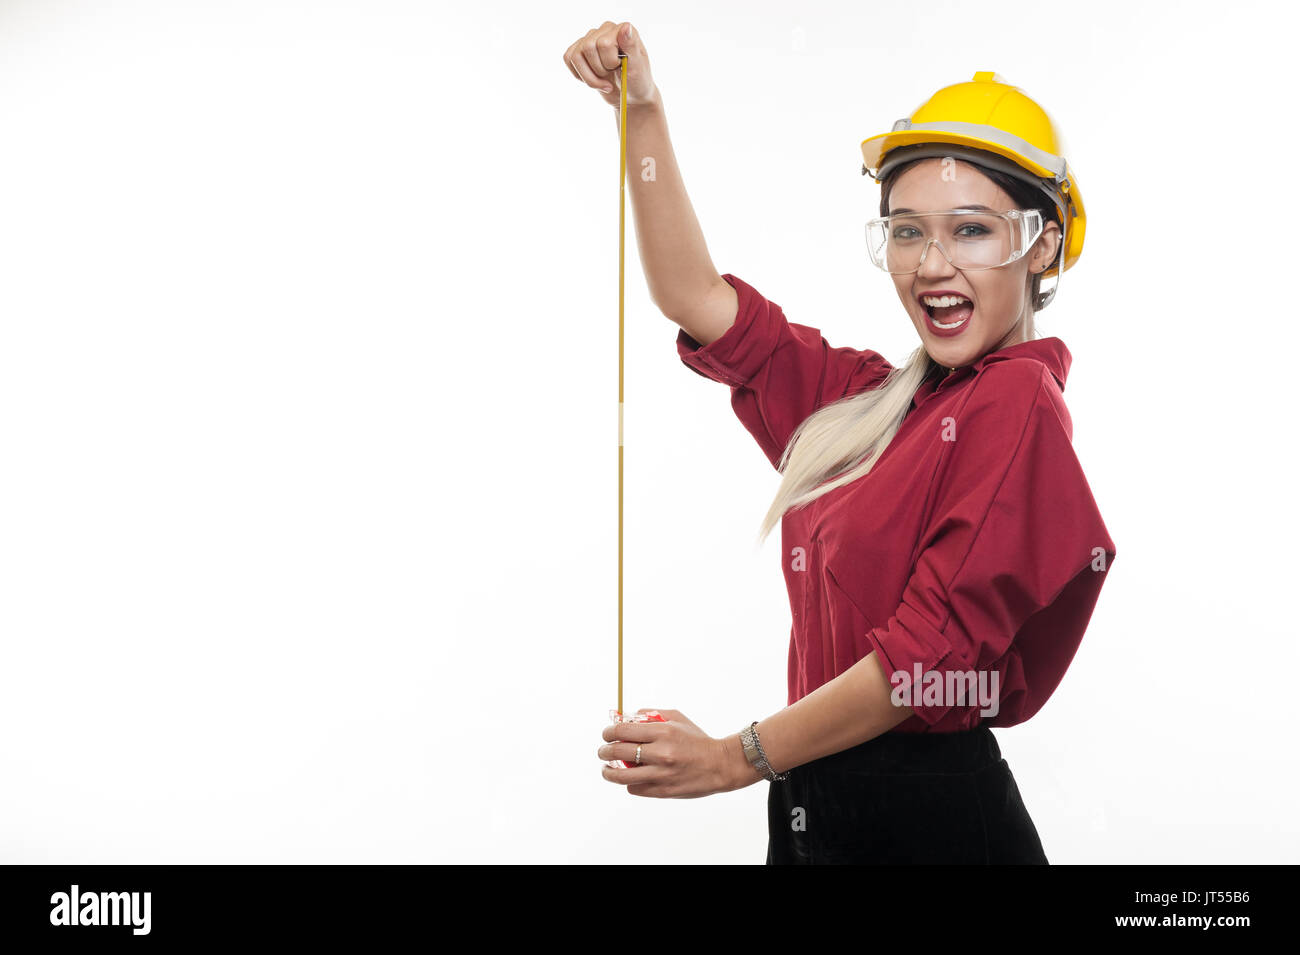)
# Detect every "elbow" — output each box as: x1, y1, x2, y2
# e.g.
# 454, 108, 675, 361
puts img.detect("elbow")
660, 278, 736, 348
